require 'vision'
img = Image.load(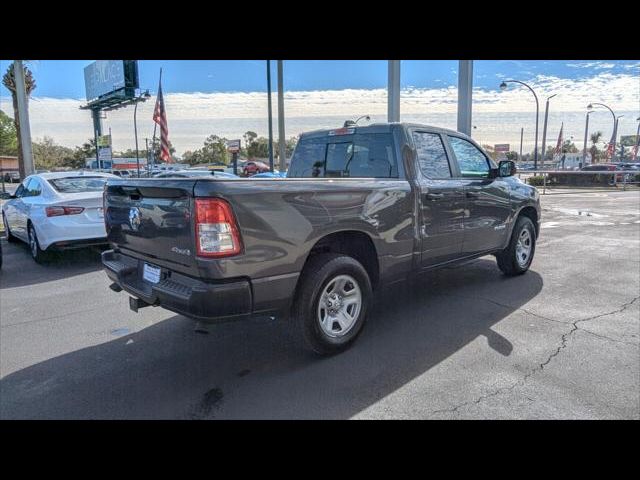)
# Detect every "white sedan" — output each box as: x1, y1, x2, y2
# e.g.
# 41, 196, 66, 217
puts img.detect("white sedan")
2, 171, 118, 263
